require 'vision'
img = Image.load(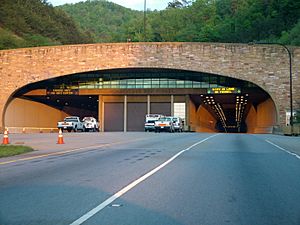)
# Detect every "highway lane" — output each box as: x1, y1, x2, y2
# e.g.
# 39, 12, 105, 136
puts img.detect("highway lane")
1, 133, 300, 225
0, 132, 212, 225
